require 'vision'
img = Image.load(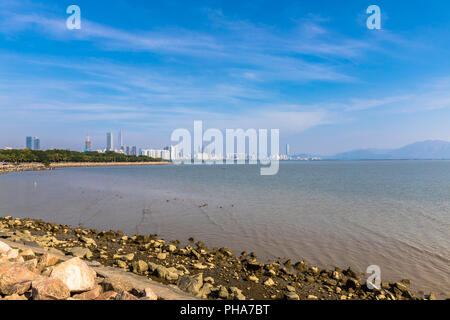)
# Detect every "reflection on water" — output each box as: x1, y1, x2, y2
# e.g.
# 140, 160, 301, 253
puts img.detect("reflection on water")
0, 161, 449, 297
